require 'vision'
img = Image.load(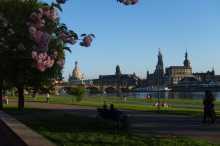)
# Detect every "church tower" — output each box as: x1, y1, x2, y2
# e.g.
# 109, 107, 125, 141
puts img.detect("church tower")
115, 65, 122, 76
71, 61, 84, 80
183, 50, 191, 68
154, 48, 164, 85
